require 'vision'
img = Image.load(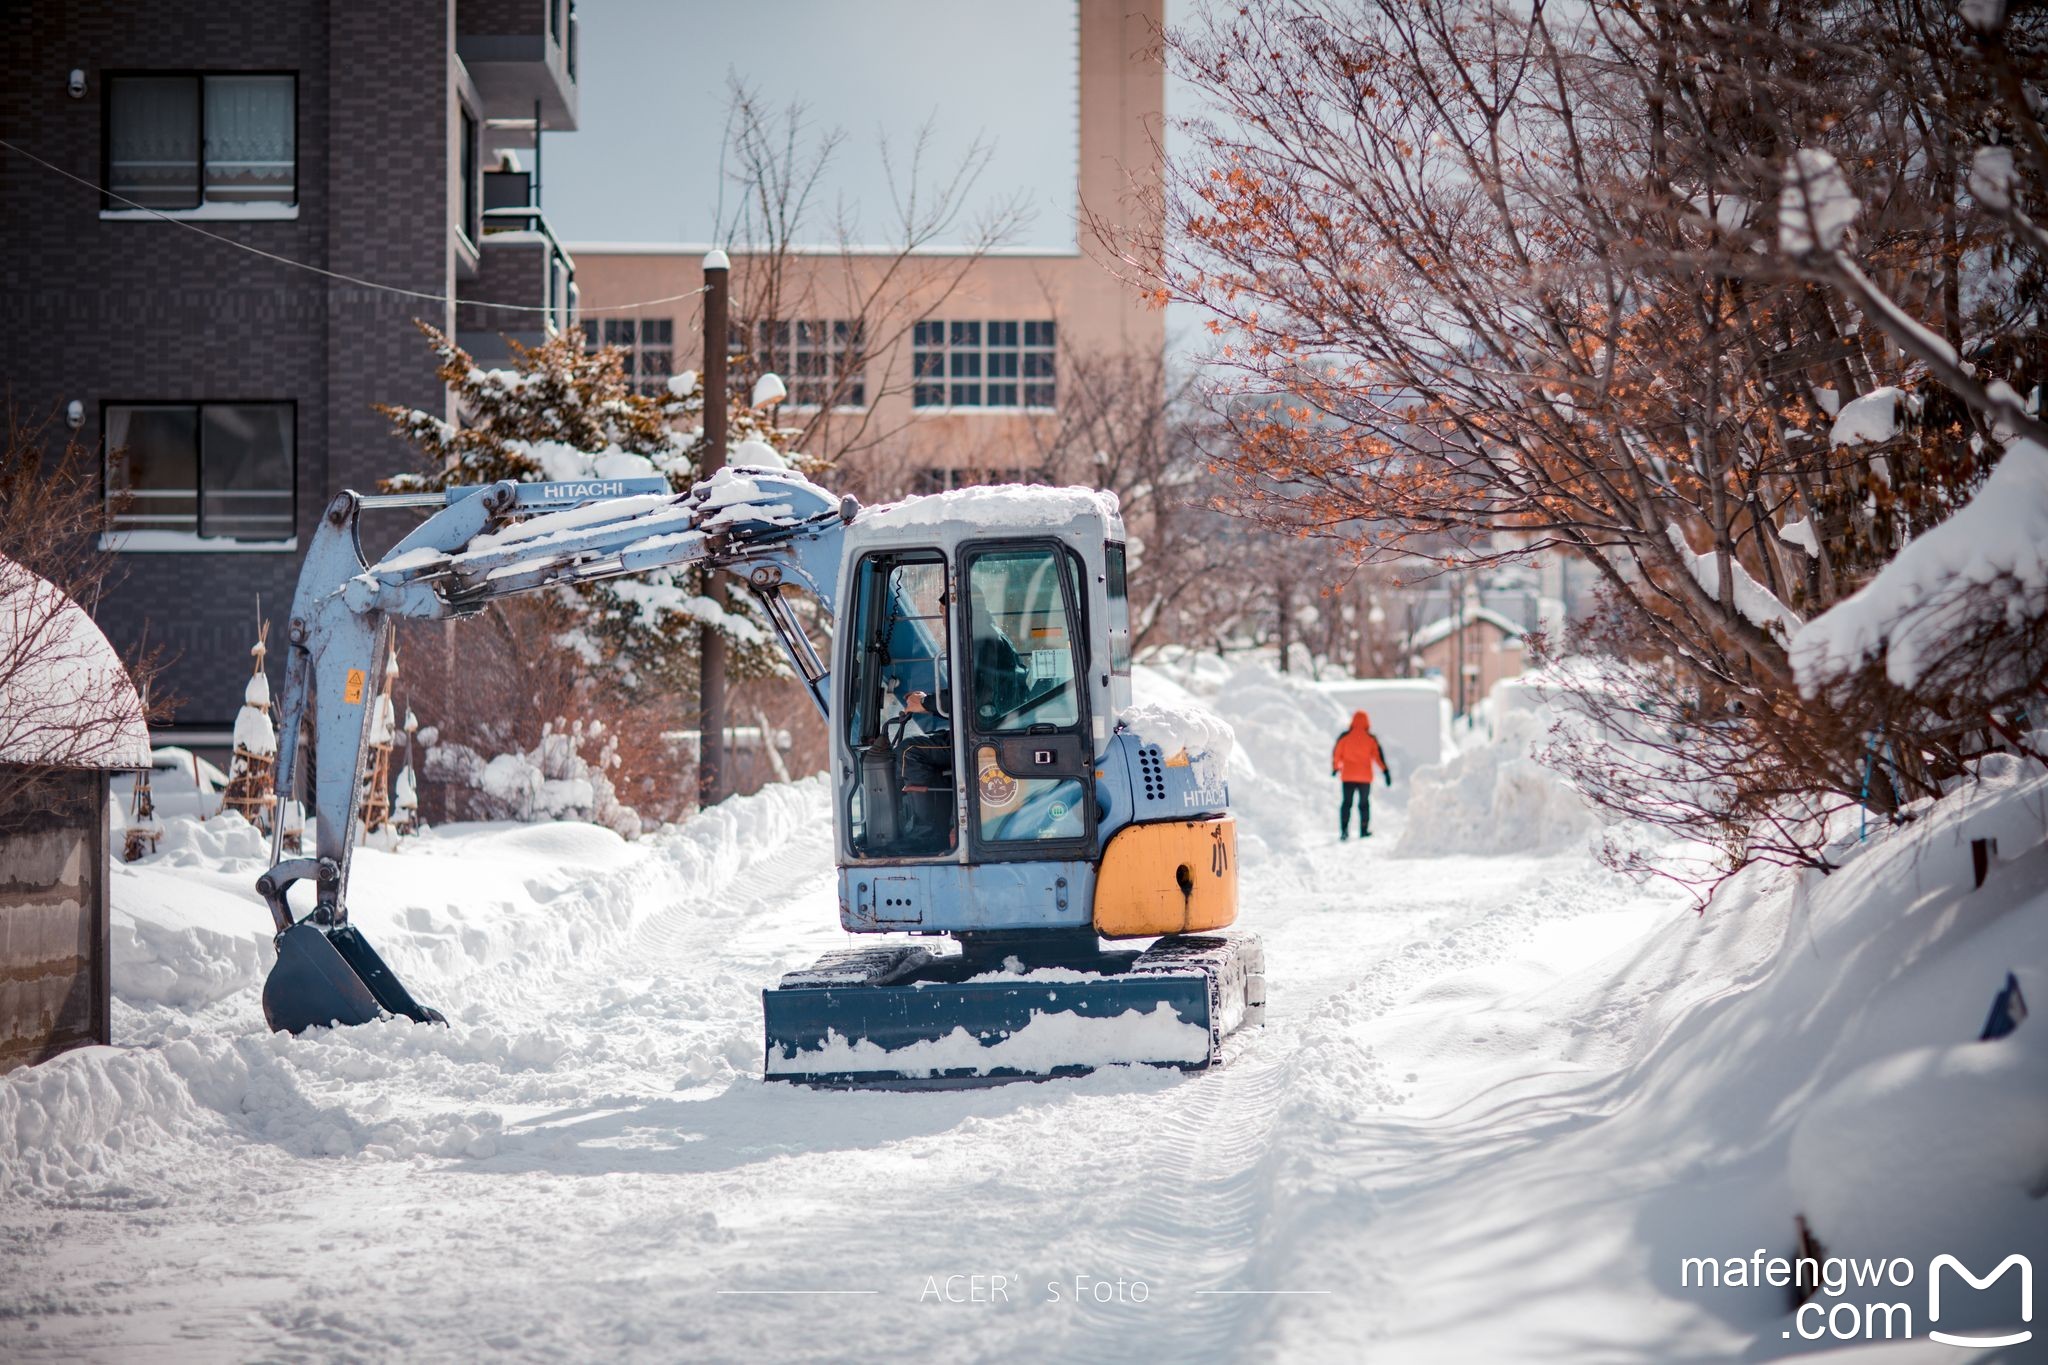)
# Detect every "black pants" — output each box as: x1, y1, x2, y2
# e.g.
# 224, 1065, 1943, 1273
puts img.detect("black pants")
1340, 781, 1372, 837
